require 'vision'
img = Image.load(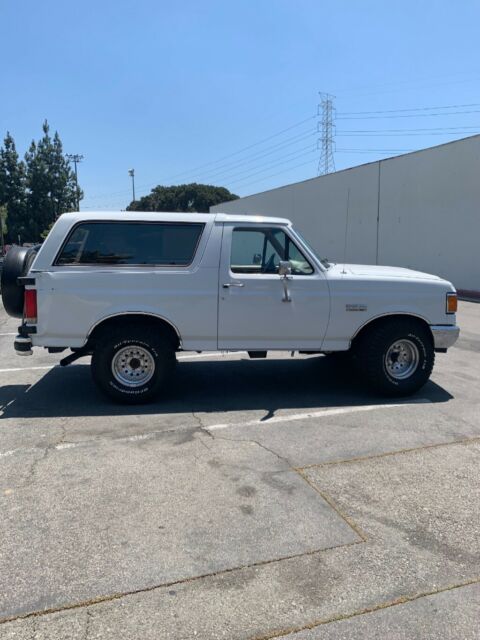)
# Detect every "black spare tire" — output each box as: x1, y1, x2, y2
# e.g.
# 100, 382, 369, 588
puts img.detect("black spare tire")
1, 246, 39, 318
